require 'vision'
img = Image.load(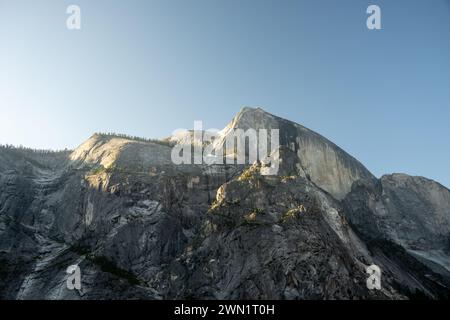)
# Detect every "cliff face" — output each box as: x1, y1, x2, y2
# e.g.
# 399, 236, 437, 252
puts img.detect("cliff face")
343, 174, 450, 298
0, 108, 449, 299
215, 107, 376, 200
